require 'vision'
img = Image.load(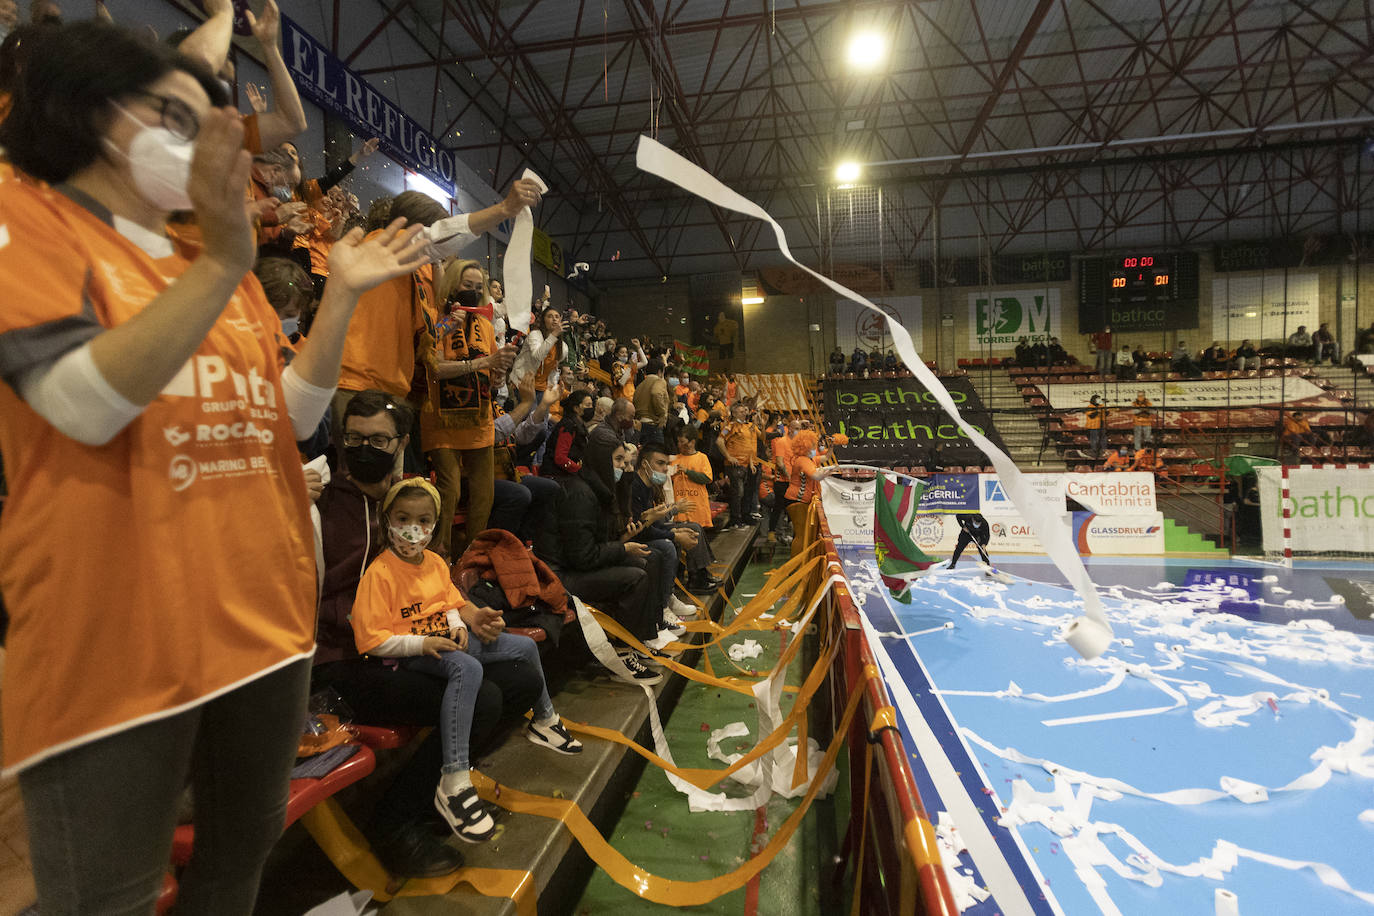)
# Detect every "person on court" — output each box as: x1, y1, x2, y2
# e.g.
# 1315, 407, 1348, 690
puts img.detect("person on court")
947, 512, 992, 569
